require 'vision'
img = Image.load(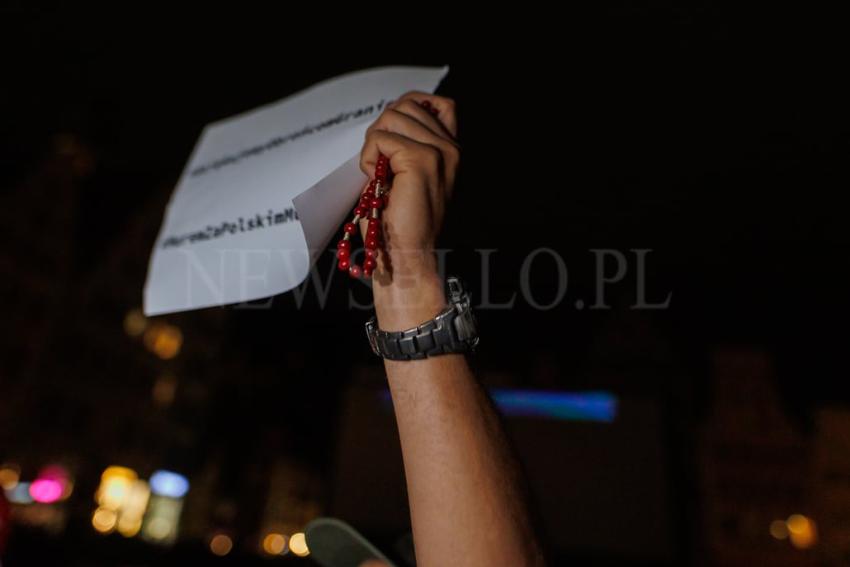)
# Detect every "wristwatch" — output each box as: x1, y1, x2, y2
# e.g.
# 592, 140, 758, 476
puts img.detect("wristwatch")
365, 276, 479, 360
